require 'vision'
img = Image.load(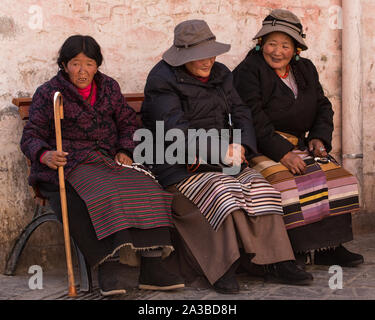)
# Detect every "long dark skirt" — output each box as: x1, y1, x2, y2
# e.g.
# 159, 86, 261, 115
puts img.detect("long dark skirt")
164, 185, 295, 285
287, 213, 353, 253
38, 181, 174, 268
